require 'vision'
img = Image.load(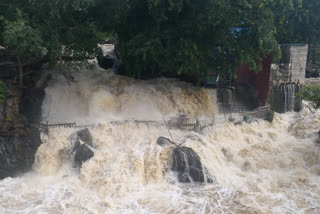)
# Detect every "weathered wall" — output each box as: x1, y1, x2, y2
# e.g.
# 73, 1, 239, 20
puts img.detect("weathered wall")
269, 44, 308, 113
270, 44, 308, 84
